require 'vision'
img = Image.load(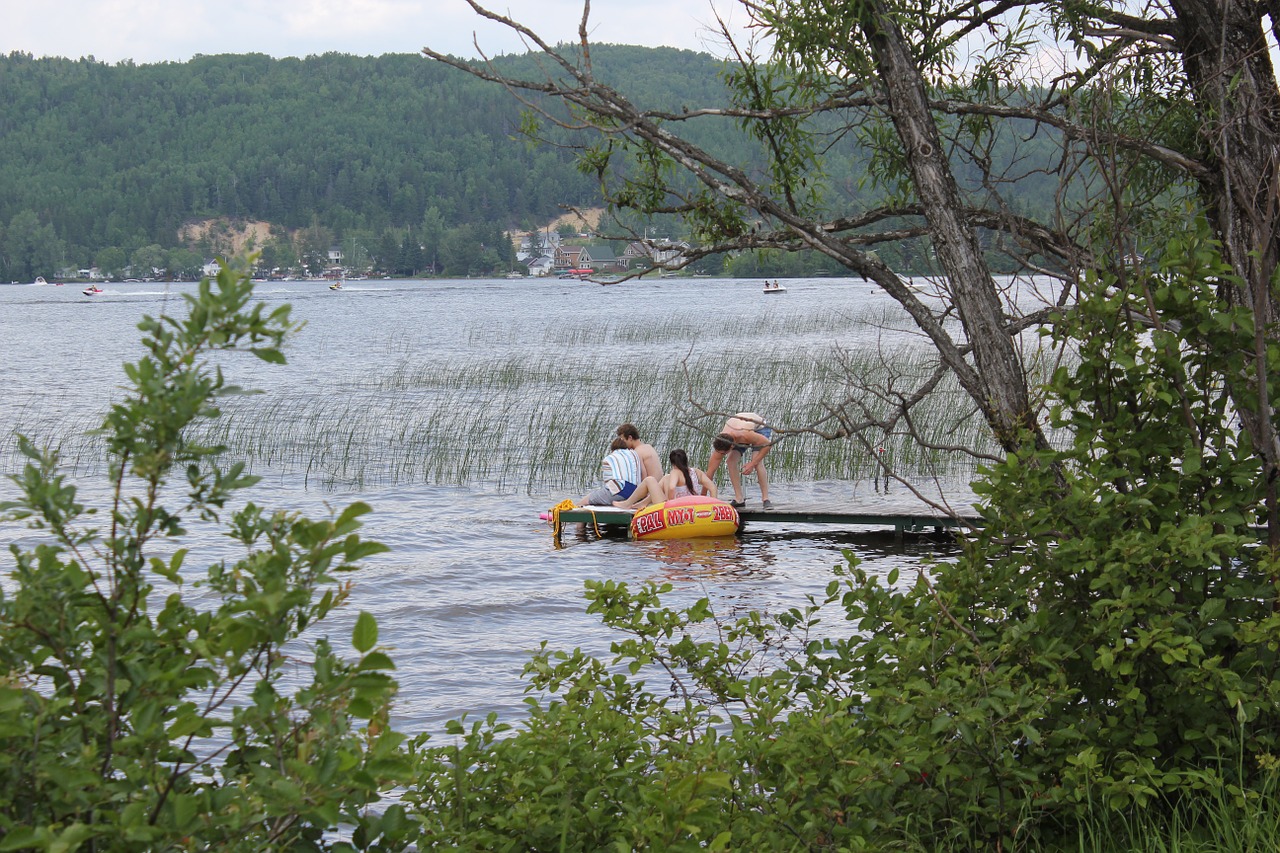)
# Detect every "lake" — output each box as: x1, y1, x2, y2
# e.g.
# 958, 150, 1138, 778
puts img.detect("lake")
0, 275, 977, 736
